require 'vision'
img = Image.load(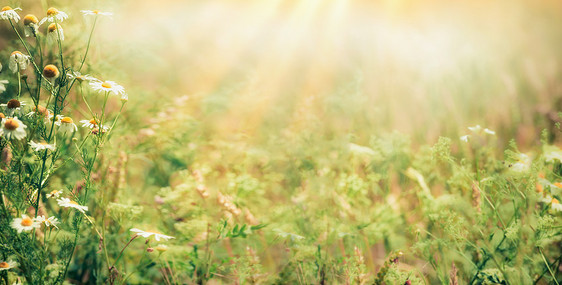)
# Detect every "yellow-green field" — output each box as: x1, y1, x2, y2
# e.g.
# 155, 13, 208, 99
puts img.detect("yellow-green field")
1, 0, 562, 284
